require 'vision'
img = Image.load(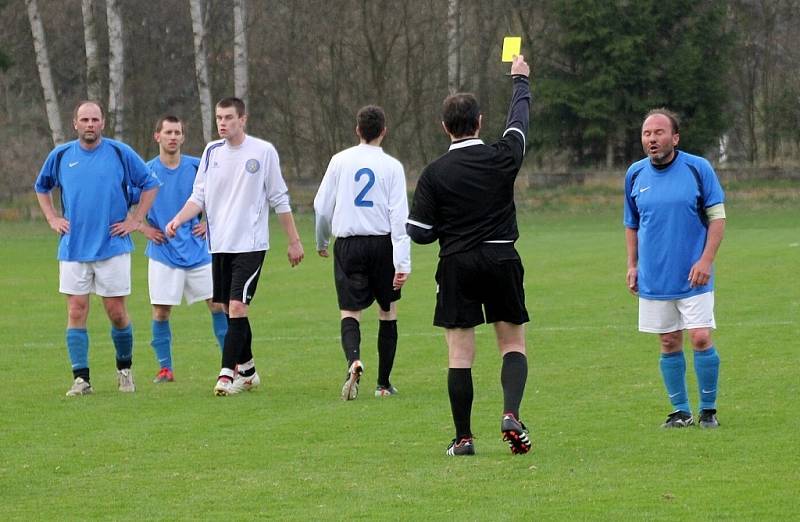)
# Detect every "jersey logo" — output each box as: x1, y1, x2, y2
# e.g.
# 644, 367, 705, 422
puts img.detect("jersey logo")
245, 159, 260, 173
639, 186, 650, 192
69, 161, 79, 167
